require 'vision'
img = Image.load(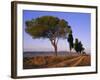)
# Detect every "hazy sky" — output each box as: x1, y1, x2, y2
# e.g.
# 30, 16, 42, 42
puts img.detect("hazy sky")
23, 10, 91, 53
